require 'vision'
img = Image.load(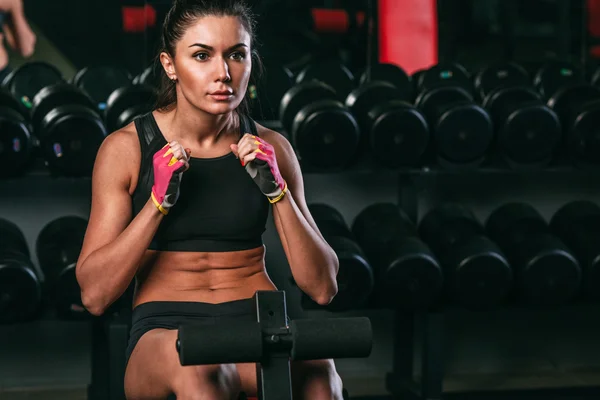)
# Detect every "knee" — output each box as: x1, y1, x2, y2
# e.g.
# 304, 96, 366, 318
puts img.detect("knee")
293, 360, 344, 400
174, 364, 241, 400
